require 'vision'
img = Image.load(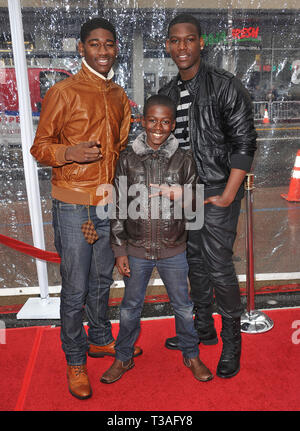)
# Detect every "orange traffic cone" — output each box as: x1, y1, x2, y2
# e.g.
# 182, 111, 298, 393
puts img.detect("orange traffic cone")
281, 150, 300, 202
263, 108, 270, 124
